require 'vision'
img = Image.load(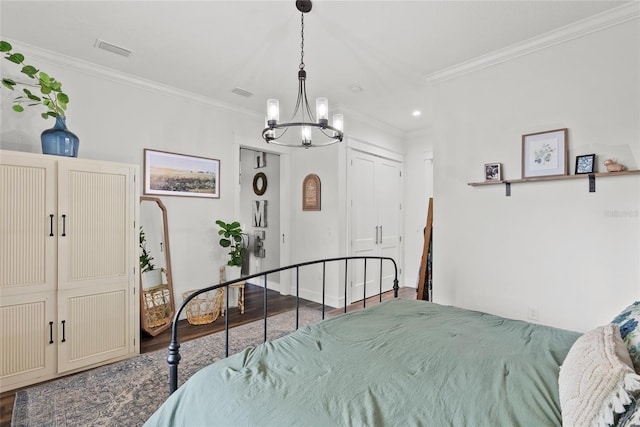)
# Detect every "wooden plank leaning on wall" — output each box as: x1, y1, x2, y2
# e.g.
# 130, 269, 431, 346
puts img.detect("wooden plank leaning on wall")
417, 198, 433, 301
